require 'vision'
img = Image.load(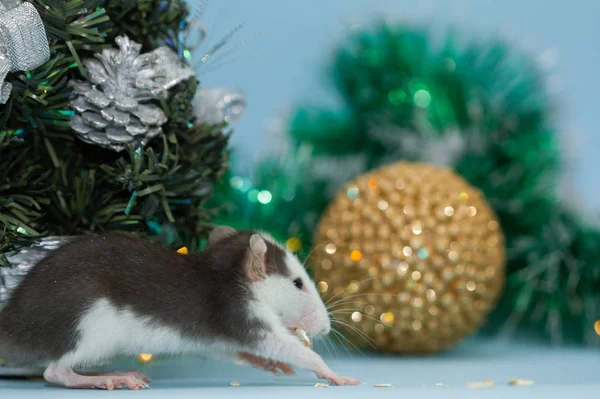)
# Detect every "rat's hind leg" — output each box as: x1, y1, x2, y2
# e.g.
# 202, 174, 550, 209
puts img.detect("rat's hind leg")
43, 363, 149, 390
